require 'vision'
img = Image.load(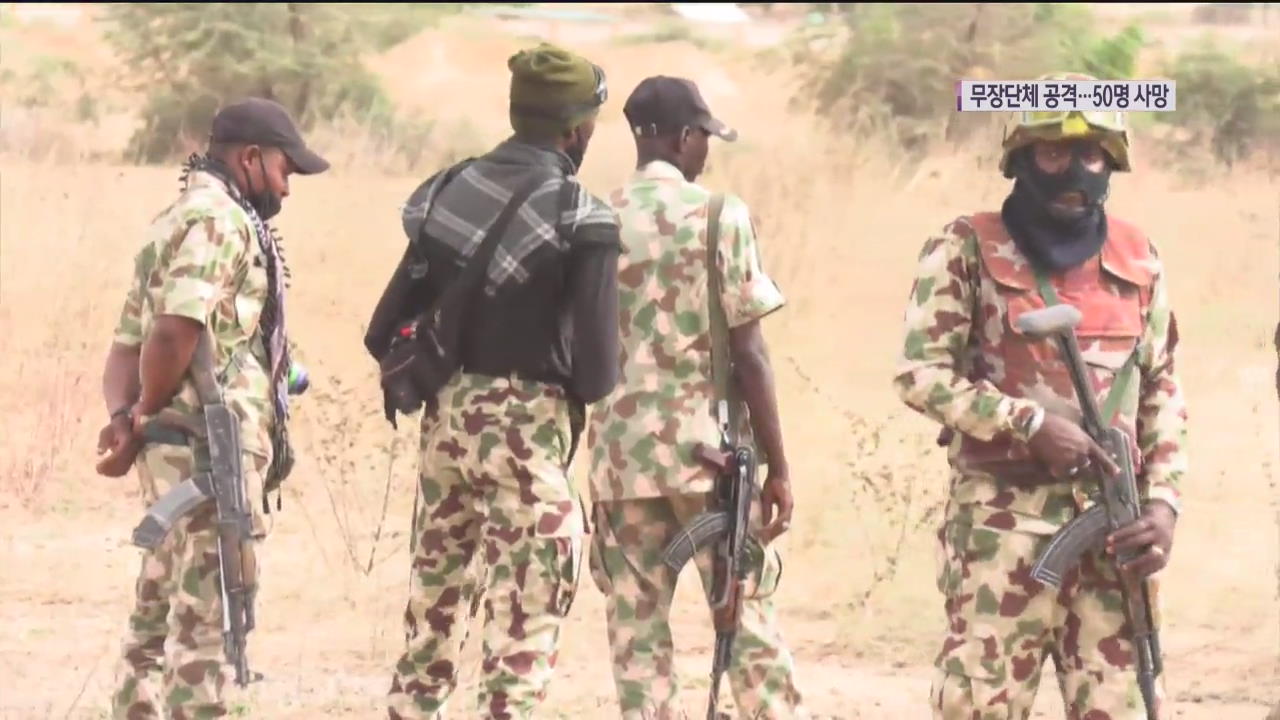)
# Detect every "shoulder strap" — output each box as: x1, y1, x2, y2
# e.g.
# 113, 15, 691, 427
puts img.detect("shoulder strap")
401, 157, 477, 247
1031, 266, 1139, 427
705, 193, 742, 445
430, 171, 545, 319
188, 331, 223, 405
